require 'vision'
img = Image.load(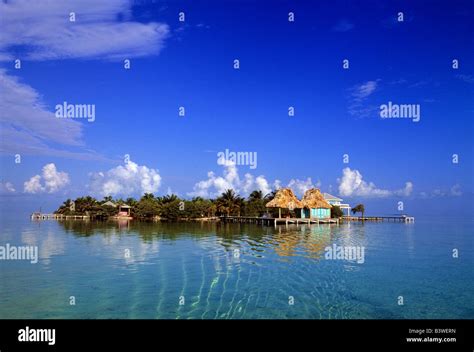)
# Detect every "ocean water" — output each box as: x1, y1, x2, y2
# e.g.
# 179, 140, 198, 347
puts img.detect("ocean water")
0, 216, 472, 319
